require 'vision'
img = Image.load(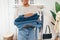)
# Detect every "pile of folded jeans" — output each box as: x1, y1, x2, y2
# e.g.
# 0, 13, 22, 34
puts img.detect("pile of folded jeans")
14, 13, 42, 30
14, 13, 43, 40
